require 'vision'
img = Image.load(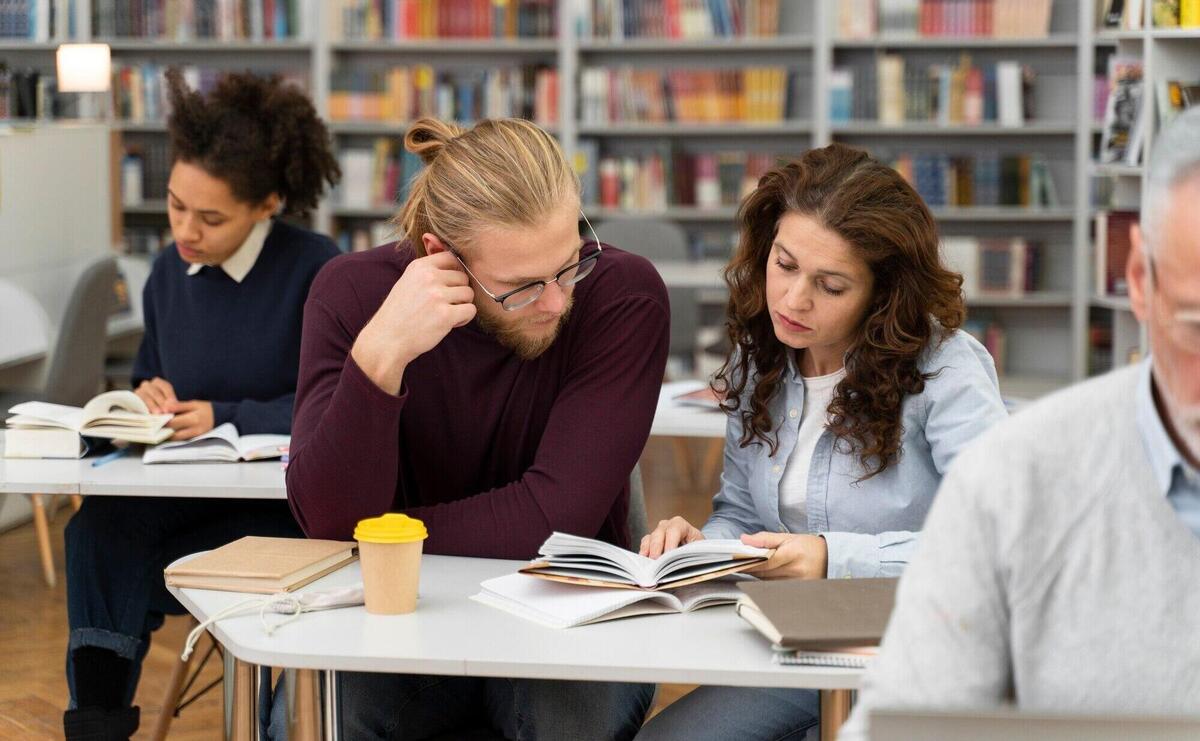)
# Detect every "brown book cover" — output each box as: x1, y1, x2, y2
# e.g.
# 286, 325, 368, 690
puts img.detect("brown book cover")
165, 536, 358, 594
736, 578, 898, 651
